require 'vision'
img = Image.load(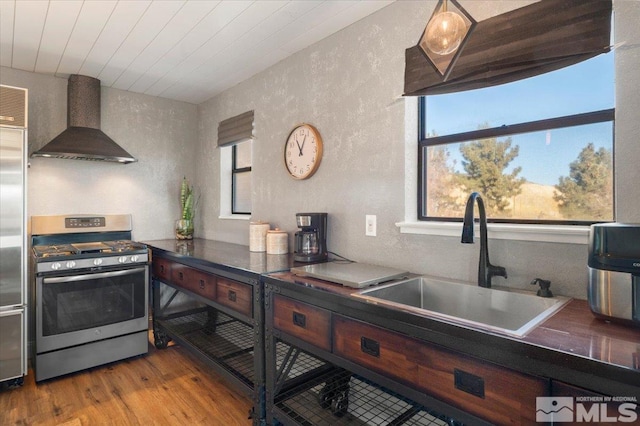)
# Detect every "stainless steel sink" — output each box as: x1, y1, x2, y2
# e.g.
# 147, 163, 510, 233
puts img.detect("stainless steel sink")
355, 276, 571, 337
